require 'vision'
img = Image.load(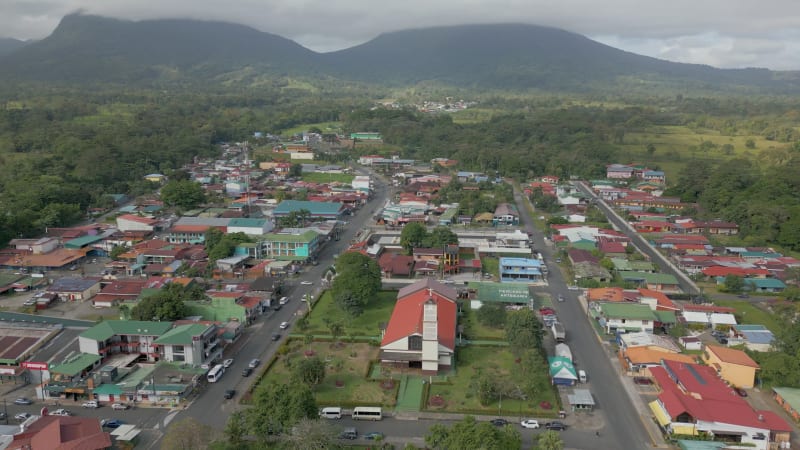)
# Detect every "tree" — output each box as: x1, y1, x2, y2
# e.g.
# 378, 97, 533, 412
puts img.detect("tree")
745, 138, 756, 149
476, 303, 507, 328
537, 430, 565, 450
130, 283, 193, 321
294, 356, 326, 386
109, 244, 128, 260
425, 415, 521, 450
334, 289, 363, 317
325, 319, 344, 342
505, 309, 543, 356
246, 383, 318, 440
723, 275, 745, 293
162, 417, 218, 450
645, 143, 656, 157
224, 411, 246, 449
281, 418, 338, 450
424, 226, 459, 248
289, 163, 303, 178
400, 222, 428, 255
160, 179, 206, 209
331, 252, 381, 316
